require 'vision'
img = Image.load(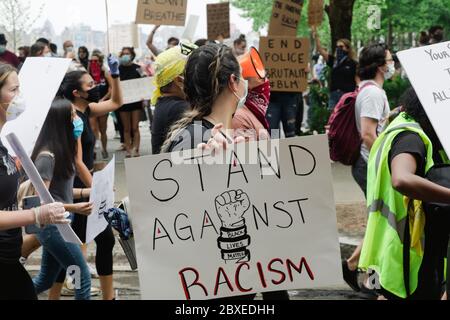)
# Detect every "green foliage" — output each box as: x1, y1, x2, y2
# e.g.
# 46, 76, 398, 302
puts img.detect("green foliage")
383, 76, 411, 109
232, 0, 332, 48
306, 82, 331, 135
